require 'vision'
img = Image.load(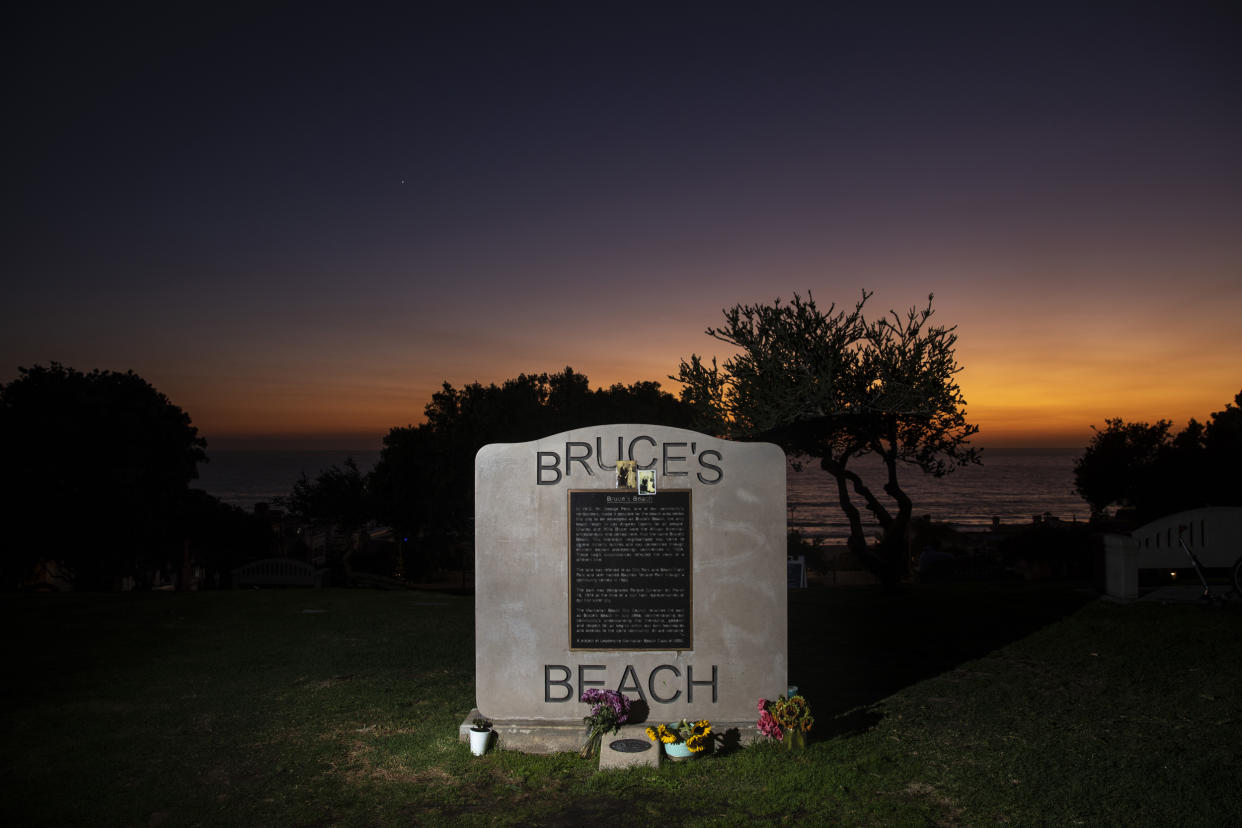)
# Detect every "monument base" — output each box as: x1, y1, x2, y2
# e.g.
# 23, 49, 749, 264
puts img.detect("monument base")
458, 709, 761, 754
